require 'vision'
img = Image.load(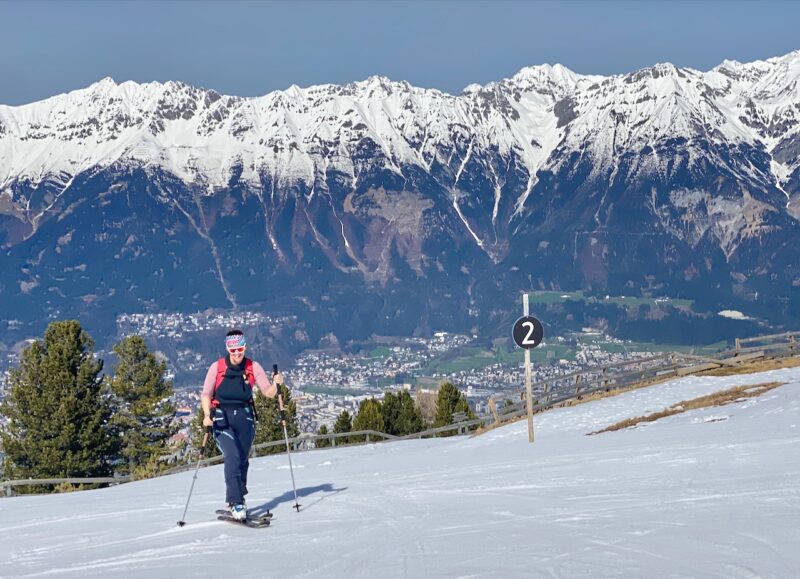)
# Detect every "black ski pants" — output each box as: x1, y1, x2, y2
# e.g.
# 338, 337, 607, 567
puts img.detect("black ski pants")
212, 405, 256, 505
